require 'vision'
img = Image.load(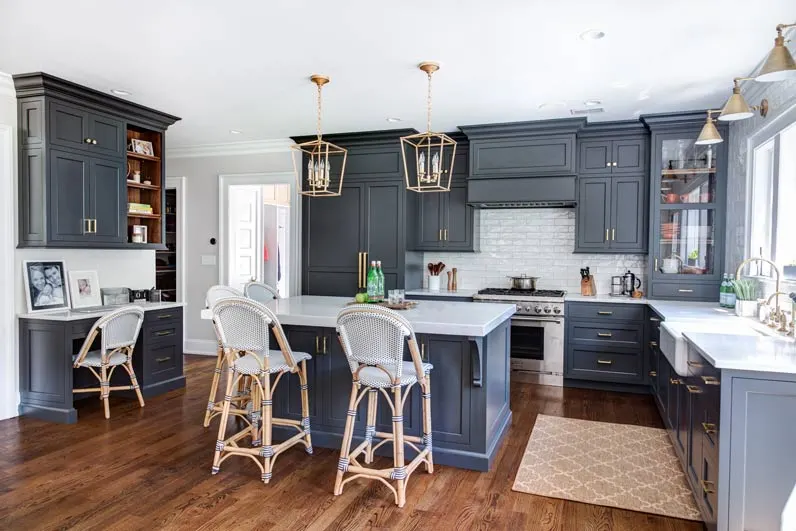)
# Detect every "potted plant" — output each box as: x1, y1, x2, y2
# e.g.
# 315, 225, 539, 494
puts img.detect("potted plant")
687, 249, 699, 266
732, 278, 759, 317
